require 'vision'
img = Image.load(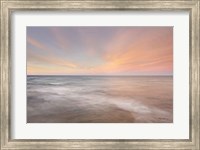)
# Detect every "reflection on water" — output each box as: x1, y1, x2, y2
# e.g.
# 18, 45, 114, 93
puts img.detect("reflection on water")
27, 76, 173, 123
